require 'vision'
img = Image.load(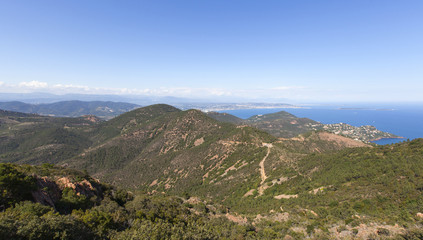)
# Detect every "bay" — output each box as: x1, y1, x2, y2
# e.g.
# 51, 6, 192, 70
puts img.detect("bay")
219, 103, 423, 145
